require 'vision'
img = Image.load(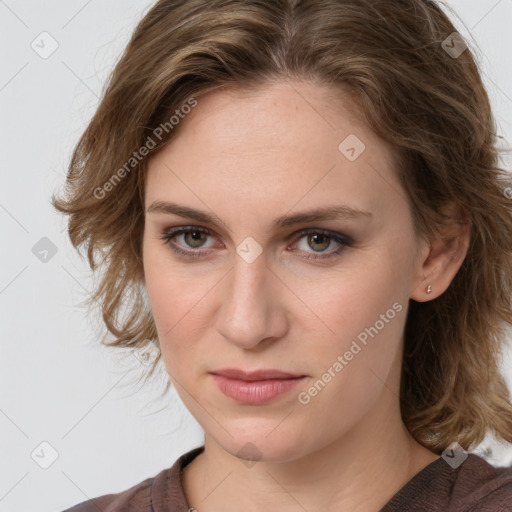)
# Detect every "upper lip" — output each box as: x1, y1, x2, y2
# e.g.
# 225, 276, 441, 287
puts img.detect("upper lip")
210, 368, 305, 381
